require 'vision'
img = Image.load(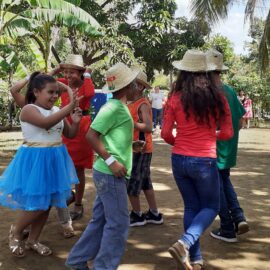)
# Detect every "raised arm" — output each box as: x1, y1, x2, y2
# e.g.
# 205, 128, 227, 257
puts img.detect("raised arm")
10, 78, 28, 108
